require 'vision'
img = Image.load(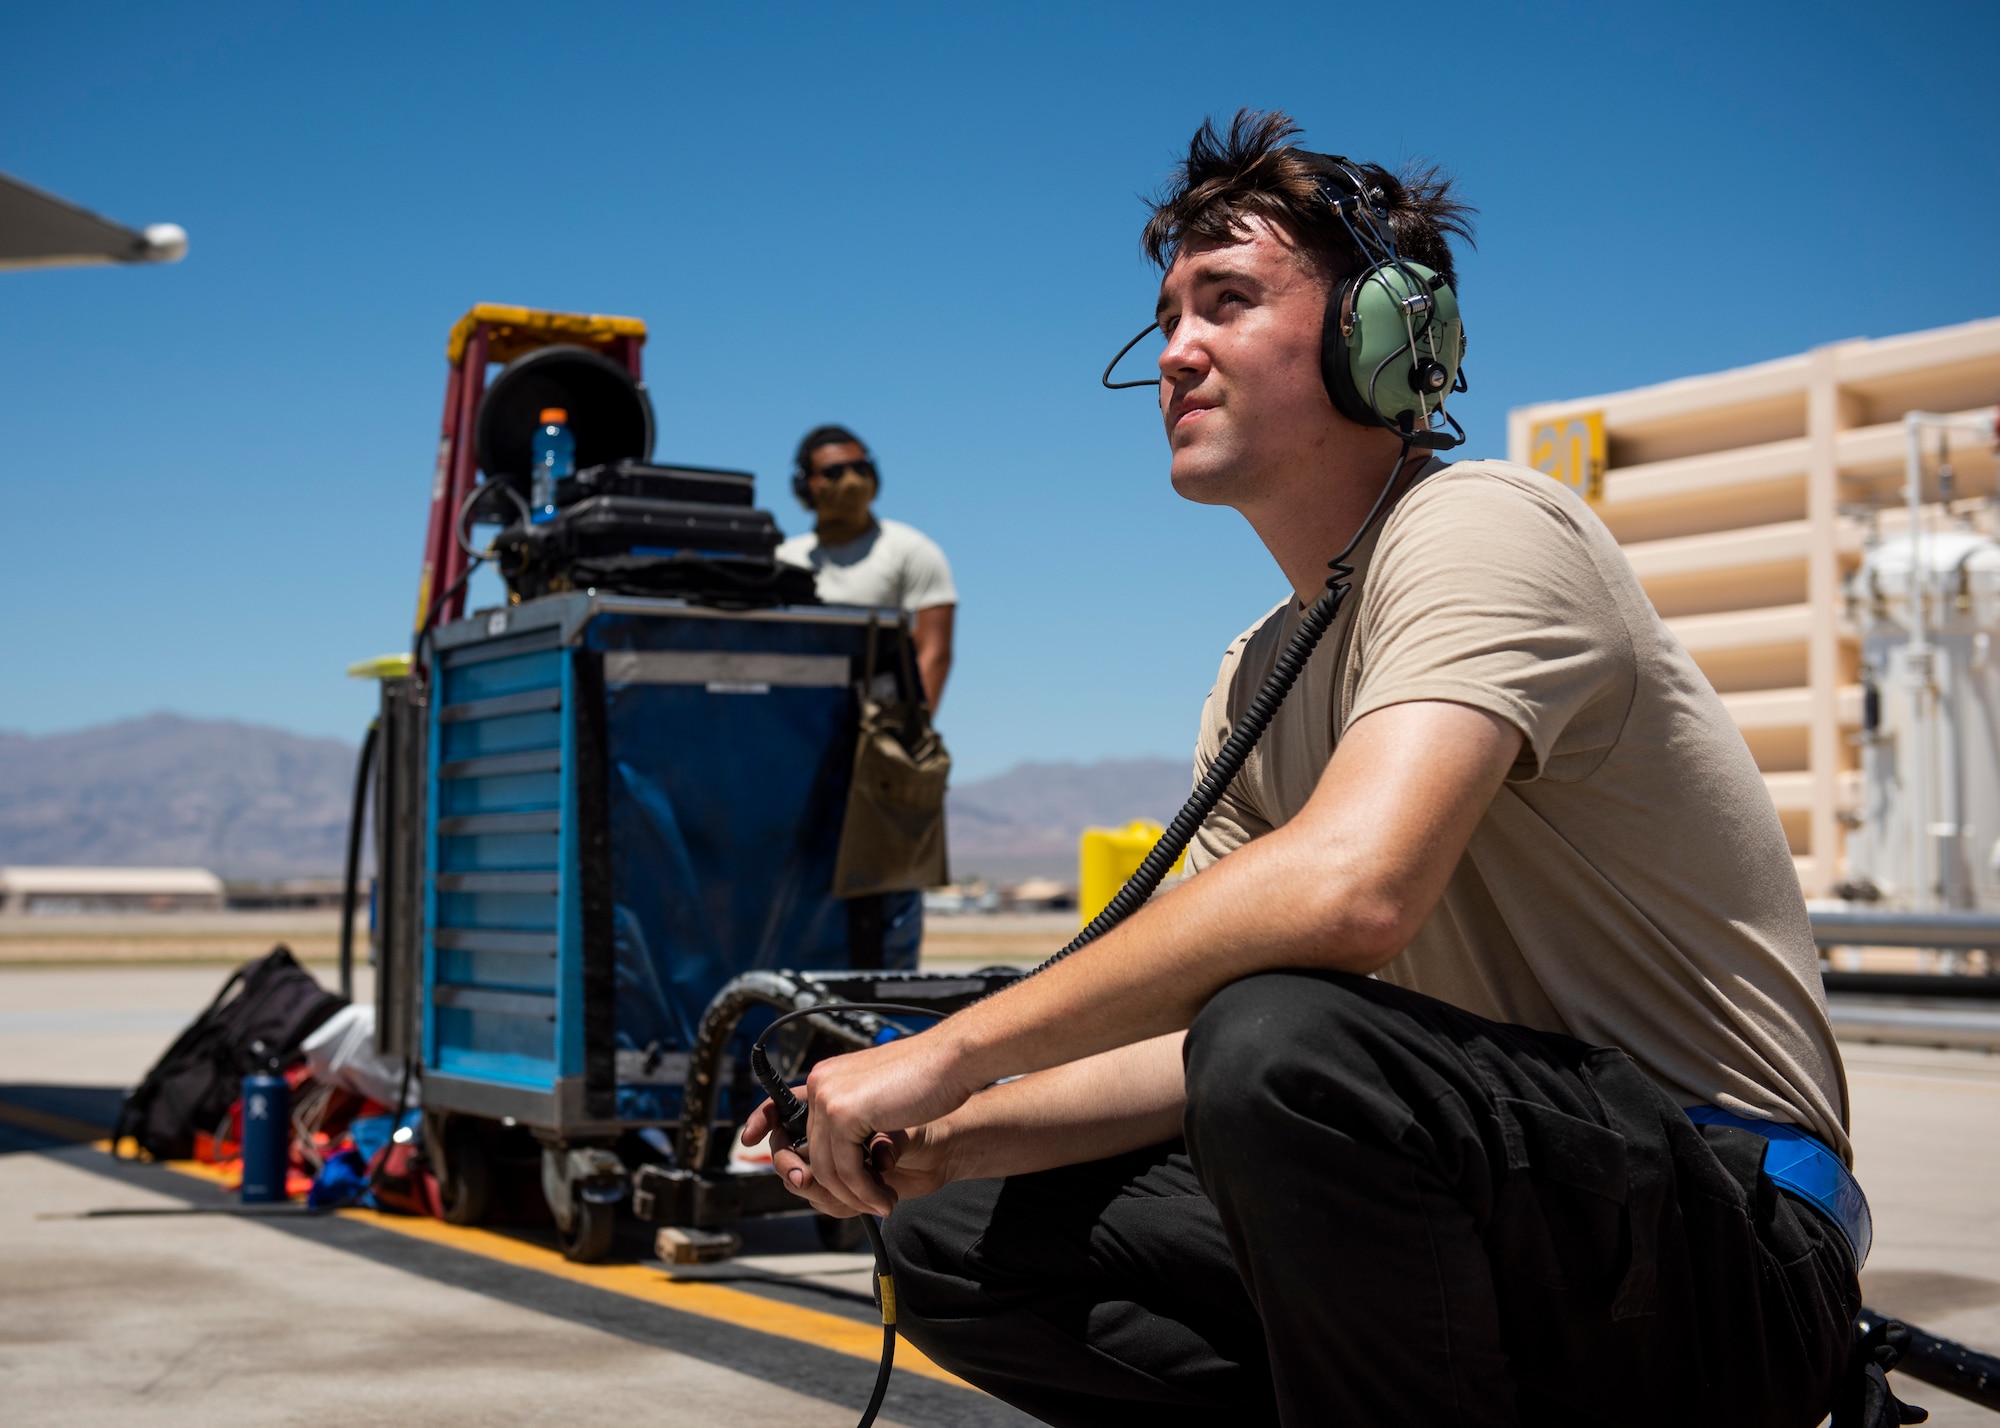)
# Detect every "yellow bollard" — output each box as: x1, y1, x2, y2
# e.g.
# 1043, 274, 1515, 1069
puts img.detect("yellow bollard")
1077, 820, 1187, 926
